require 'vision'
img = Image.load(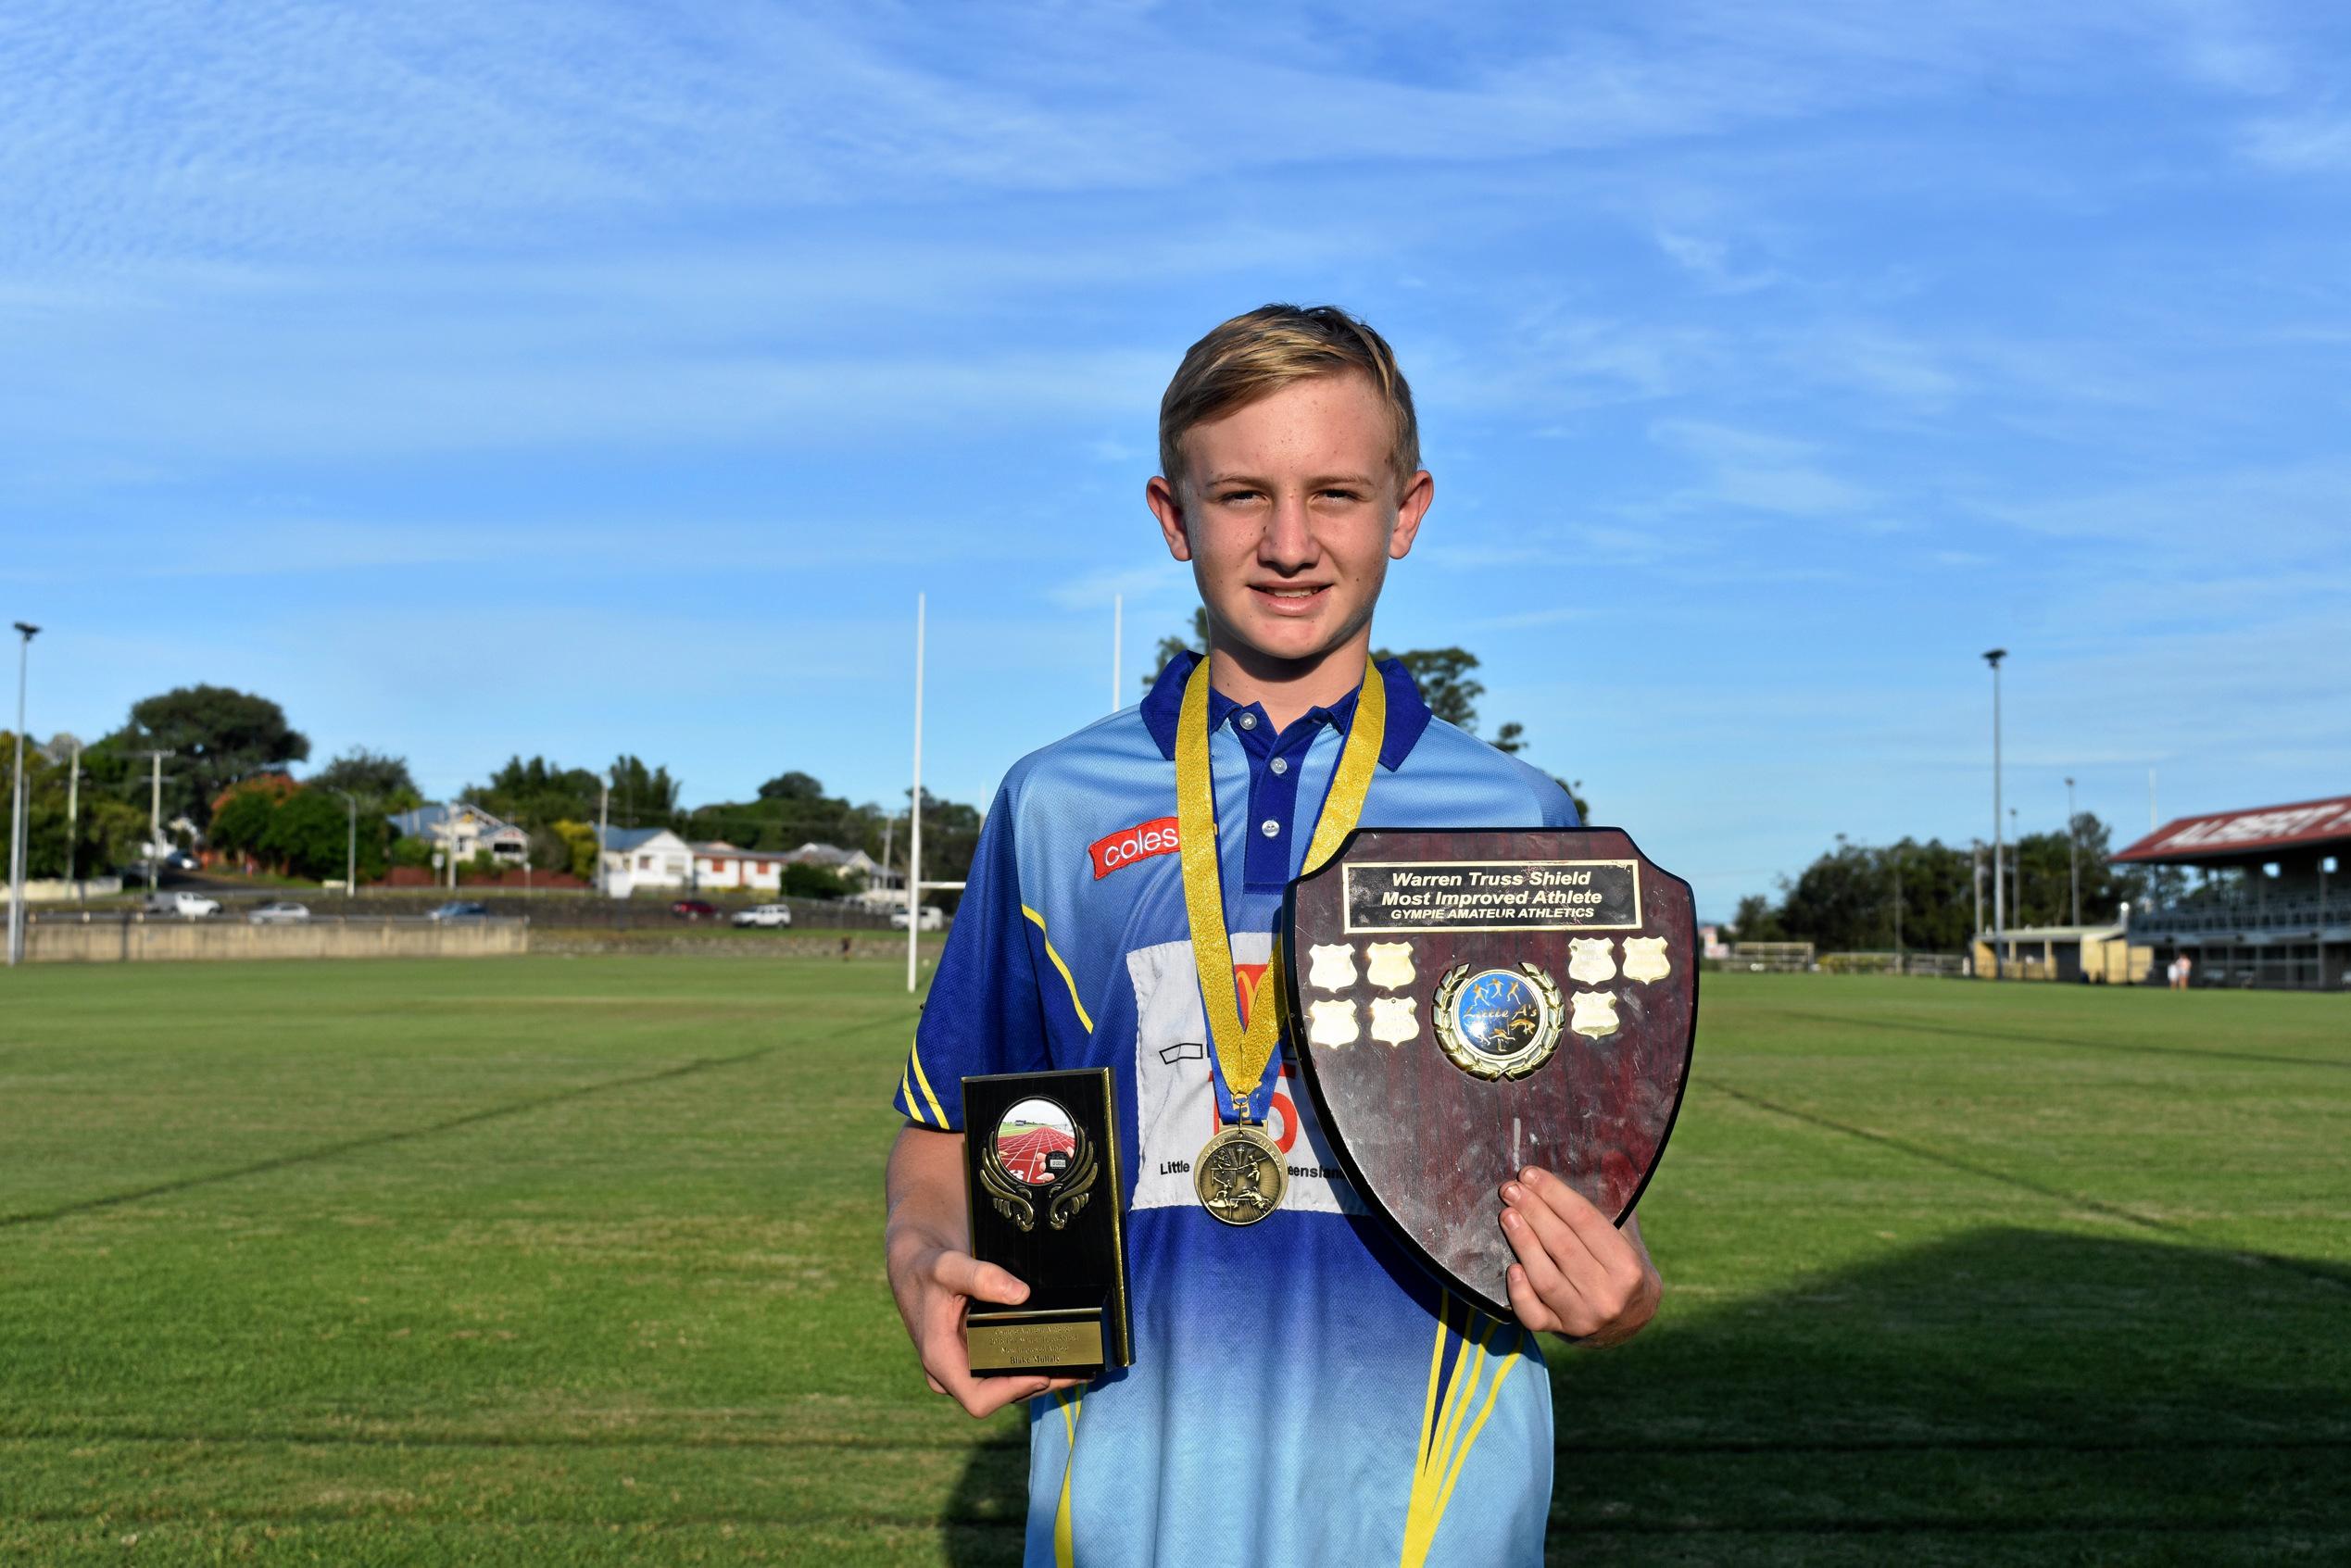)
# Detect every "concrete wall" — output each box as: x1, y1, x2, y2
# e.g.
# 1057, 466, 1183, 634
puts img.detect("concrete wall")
25, 918, 529, 964
1, 877, 124, 902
